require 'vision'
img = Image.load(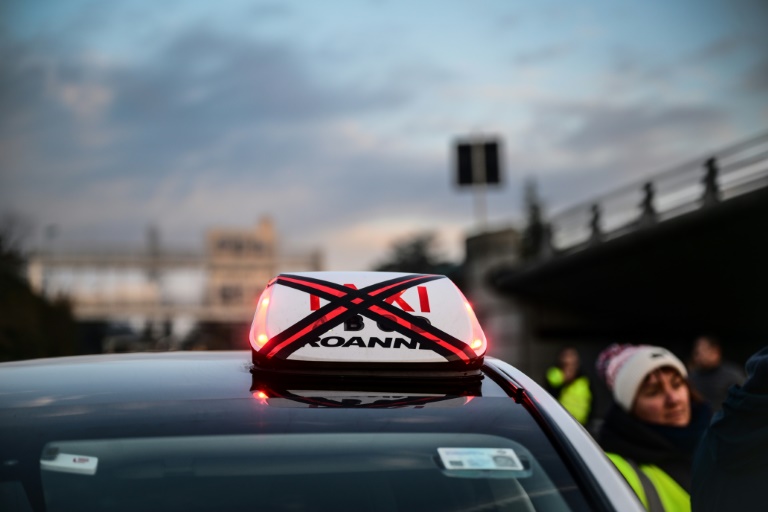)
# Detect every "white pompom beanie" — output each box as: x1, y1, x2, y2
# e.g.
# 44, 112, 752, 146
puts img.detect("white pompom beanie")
596, 344, 688, 411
